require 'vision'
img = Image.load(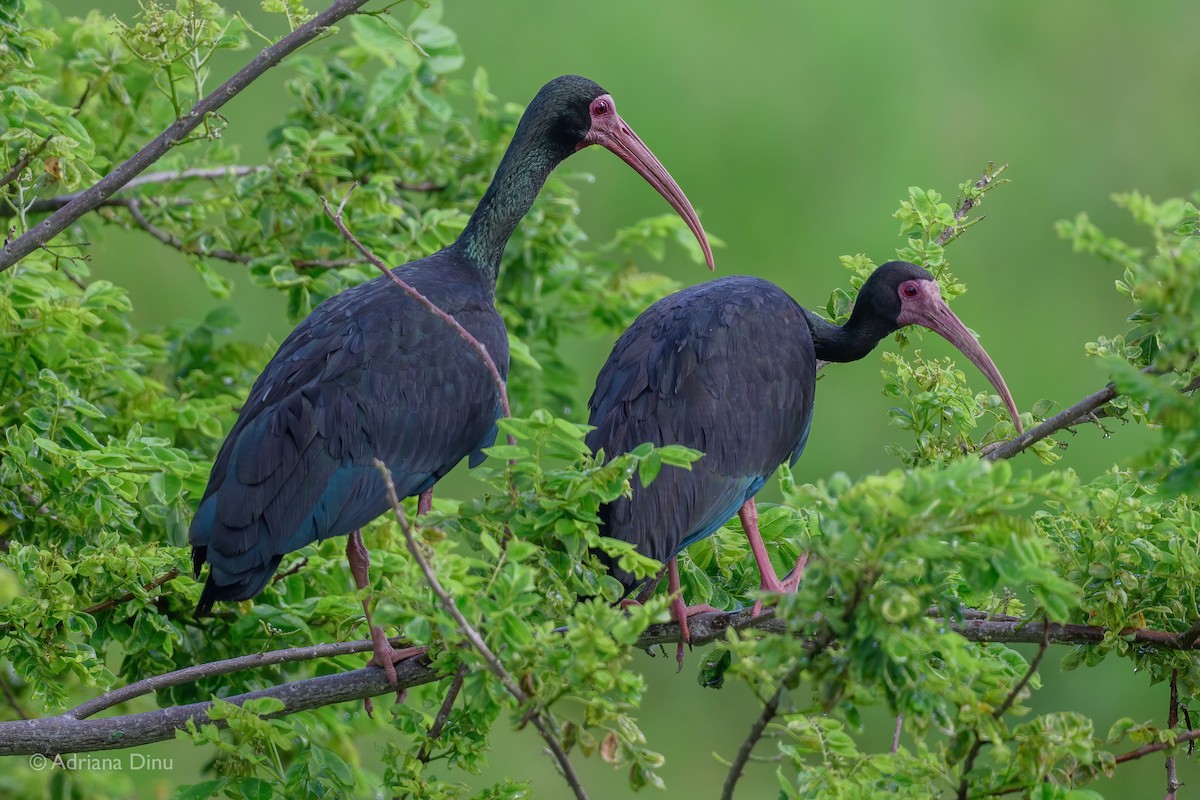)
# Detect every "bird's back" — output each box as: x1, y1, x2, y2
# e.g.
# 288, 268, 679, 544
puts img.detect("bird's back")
190, 252, 509, 612
586, 276, 816, 593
